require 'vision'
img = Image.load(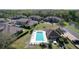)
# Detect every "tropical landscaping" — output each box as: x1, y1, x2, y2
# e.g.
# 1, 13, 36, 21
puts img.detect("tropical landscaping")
0, 10, 79, 49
